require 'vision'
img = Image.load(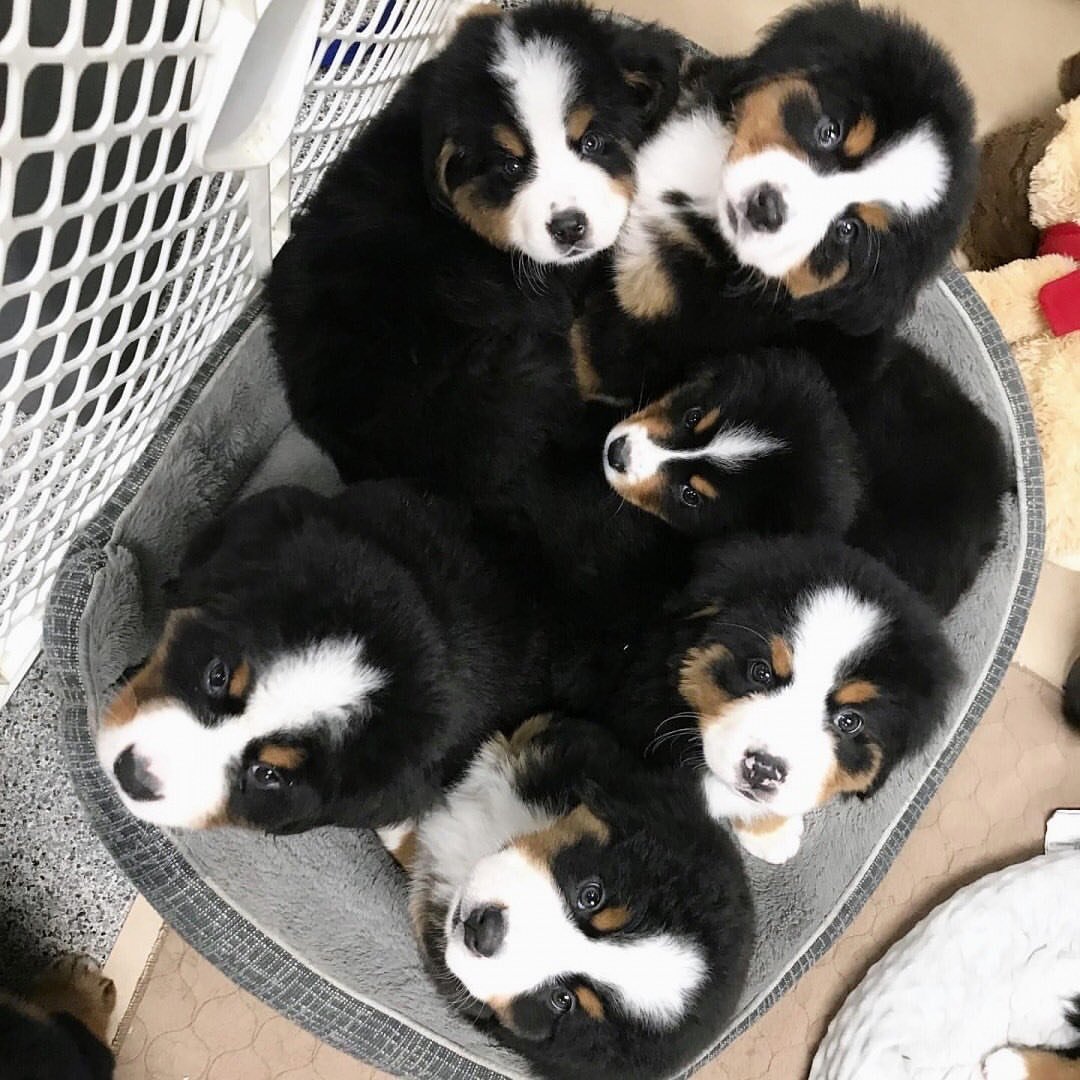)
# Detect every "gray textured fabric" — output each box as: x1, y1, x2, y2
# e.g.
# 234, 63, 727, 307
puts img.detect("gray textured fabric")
43, 268, 1043, 1078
